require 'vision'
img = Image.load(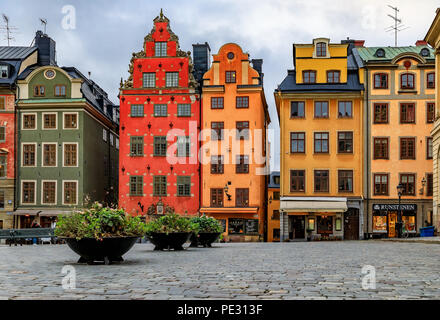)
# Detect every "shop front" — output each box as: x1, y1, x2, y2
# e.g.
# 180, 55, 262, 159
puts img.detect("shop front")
372, 204, 417, 238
